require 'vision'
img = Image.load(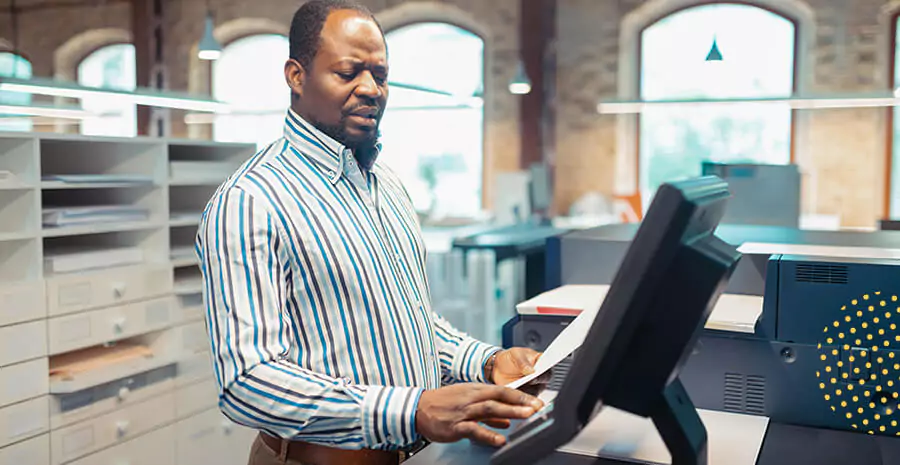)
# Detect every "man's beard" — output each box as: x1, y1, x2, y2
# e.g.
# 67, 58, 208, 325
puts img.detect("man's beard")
313, 115, 381, 170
